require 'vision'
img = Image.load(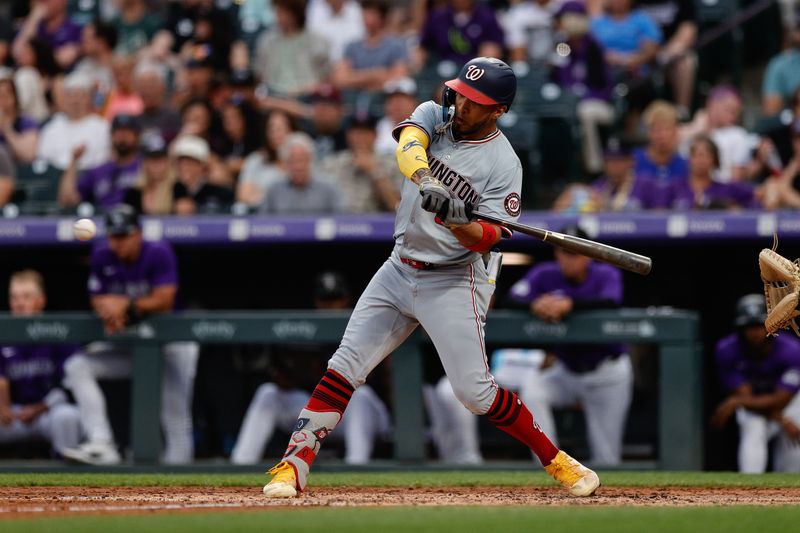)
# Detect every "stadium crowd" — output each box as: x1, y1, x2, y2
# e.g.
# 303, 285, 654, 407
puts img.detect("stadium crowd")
2, 0, 800, 471
0, 0, 798, 216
